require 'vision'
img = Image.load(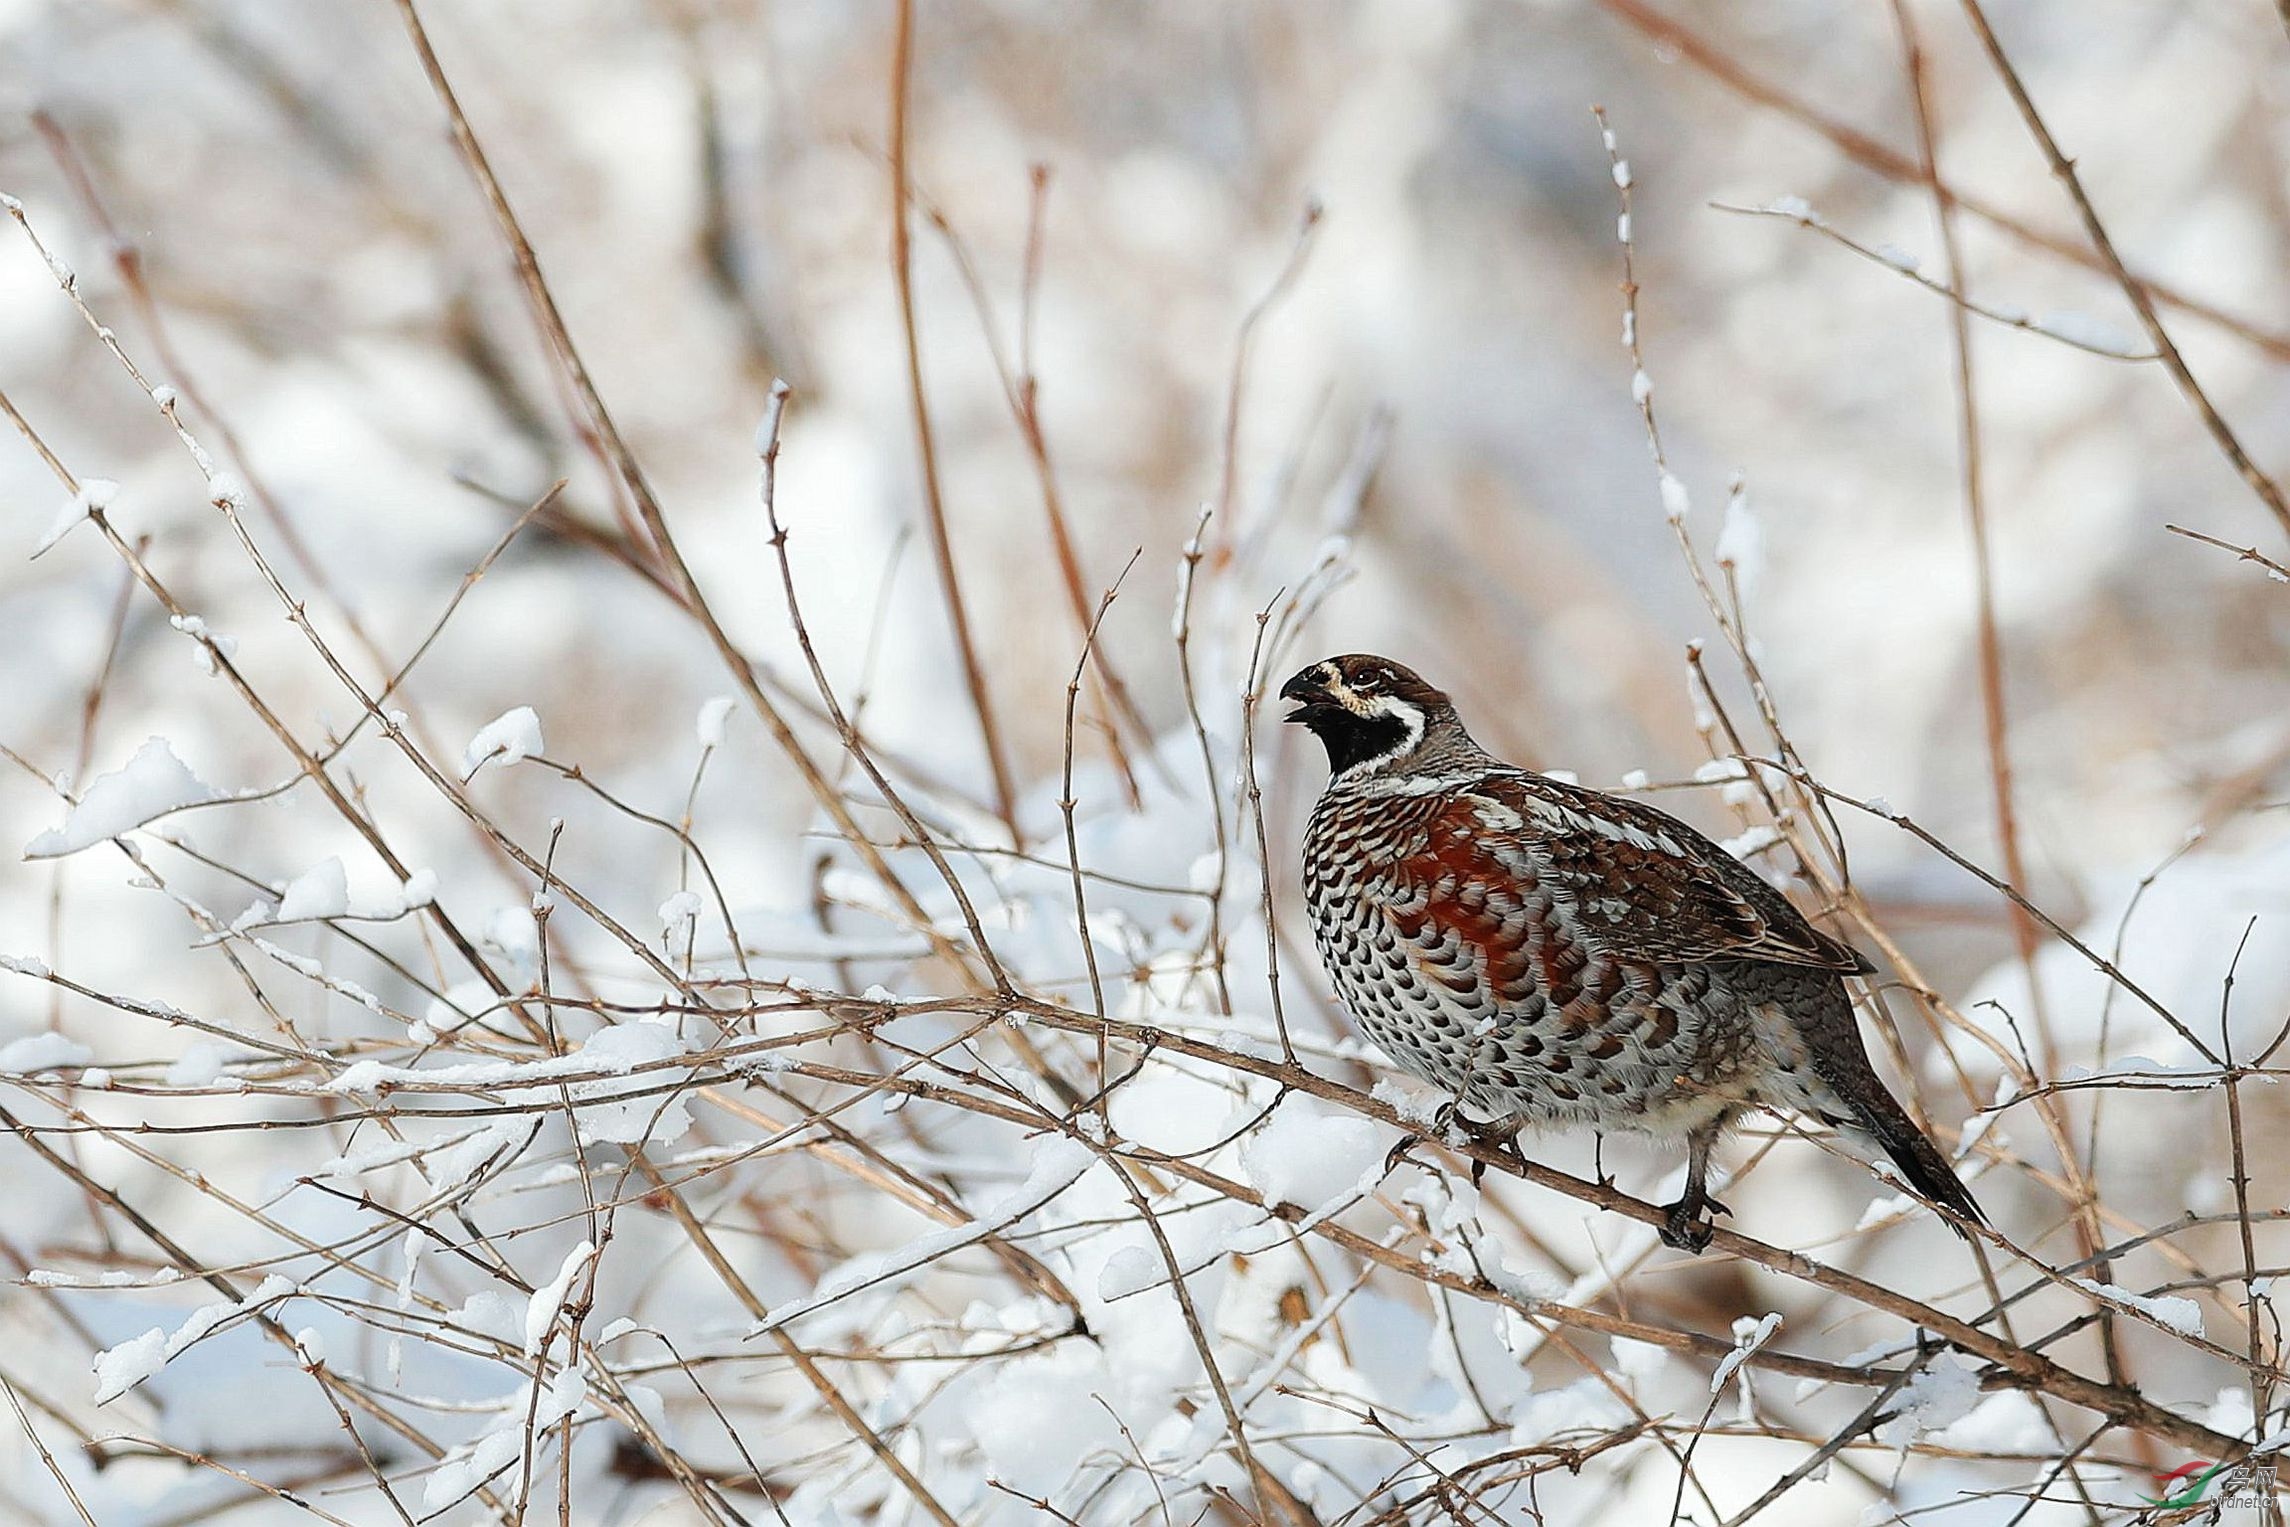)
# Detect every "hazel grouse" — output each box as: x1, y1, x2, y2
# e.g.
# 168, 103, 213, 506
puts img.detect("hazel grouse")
1282, 653, 1982, 1251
